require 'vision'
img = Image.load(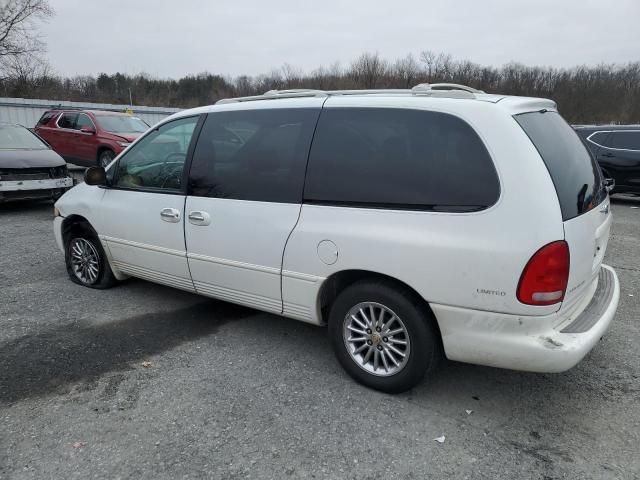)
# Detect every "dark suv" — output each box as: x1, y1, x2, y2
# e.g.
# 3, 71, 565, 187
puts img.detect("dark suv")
574, 125, 640, 195
35, 110, 149, 168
